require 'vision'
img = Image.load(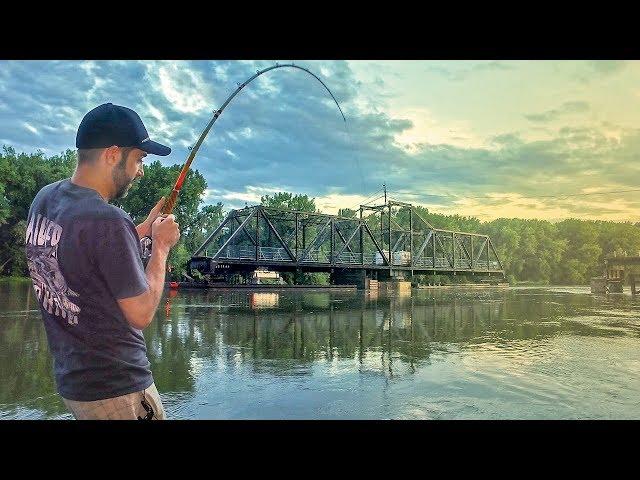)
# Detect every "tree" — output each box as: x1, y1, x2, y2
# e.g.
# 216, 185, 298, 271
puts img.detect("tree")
0, 147, 76, 275
260, 192, 316, 212
184, 203, 225, 253
113, 160, 207, 229
556, 219, 602, 284
338, 208, 357, 218
0, 184, 10, 226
